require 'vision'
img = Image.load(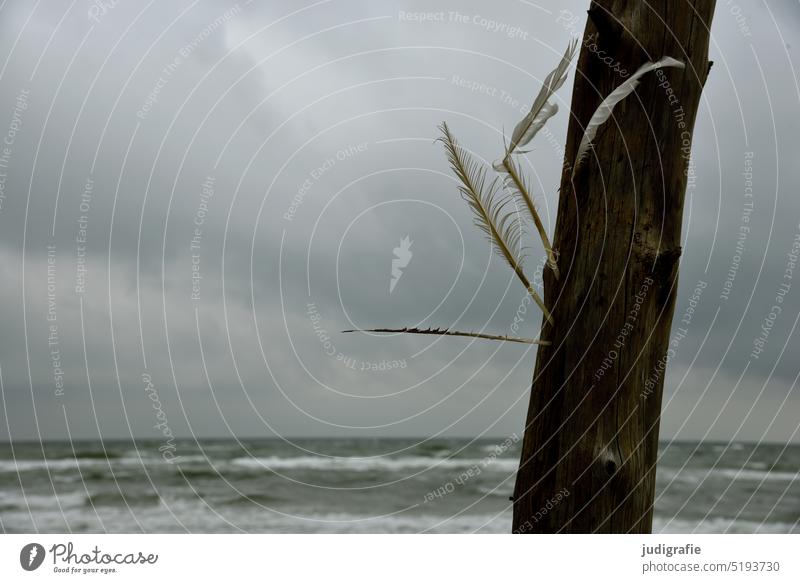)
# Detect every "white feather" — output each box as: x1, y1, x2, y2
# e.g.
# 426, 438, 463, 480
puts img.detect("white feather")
572, 57, 685, 175
507, 39, 577, 154
510, 103, 559, 154
439, 122, 553, 324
